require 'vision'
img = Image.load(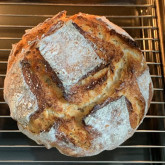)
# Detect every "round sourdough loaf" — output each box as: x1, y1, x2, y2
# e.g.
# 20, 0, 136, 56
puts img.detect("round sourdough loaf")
4, 11, 153, 157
